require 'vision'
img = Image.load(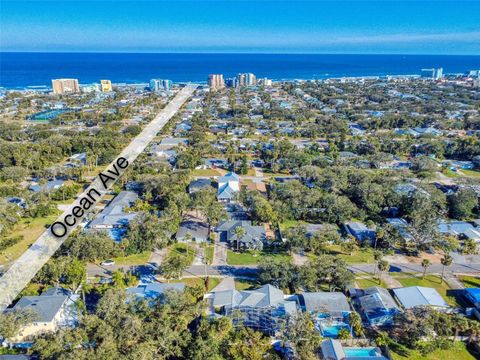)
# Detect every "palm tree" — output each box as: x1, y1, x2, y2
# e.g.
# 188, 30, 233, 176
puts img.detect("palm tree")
373, 250, 383, 276
233, 226, 245, 251
378, 260, 389, 284
441, 254, 453, 283
421, 259, 431, 279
